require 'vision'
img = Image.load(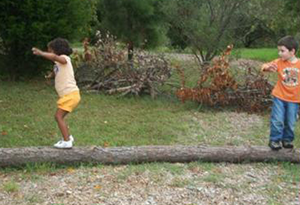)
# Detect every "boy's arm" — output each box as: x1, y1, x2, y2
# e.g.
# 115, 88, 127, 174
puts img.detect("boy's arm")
32, 47, 67, 64
261, 60, 278, 72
